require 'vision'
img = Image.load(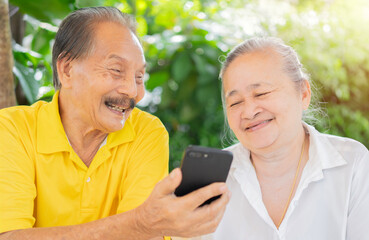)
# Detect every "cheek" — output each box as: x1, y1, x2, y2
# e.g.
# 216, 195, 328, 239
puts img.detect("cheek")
101, 72, 109, 79
226, 109, 240, 131
269, 96, 303, 123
